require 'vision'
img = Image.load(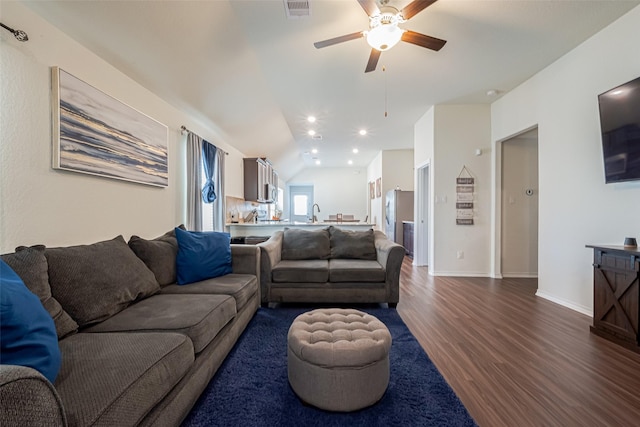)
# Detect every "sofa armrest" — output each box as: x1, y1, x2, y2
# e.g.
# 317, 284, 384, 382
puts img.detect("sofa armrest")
374, 231, 405, 305
256, 231, 283, 304
231, 244, 260, 278
0, 365, 67, 427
